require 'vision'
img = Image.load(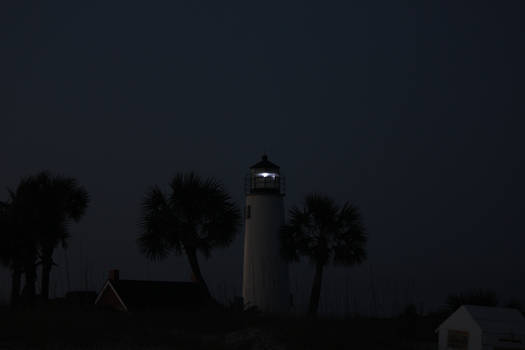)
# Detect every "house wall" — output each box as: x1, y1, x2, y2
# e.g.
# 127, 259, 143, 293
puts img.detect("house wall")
438, 308, 482, 350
